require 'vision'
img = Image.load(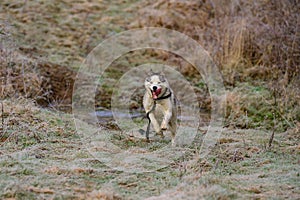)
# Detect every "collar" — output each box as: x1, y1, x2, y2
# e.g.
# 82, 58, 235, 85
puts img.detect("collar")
155, 90, 172, 101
